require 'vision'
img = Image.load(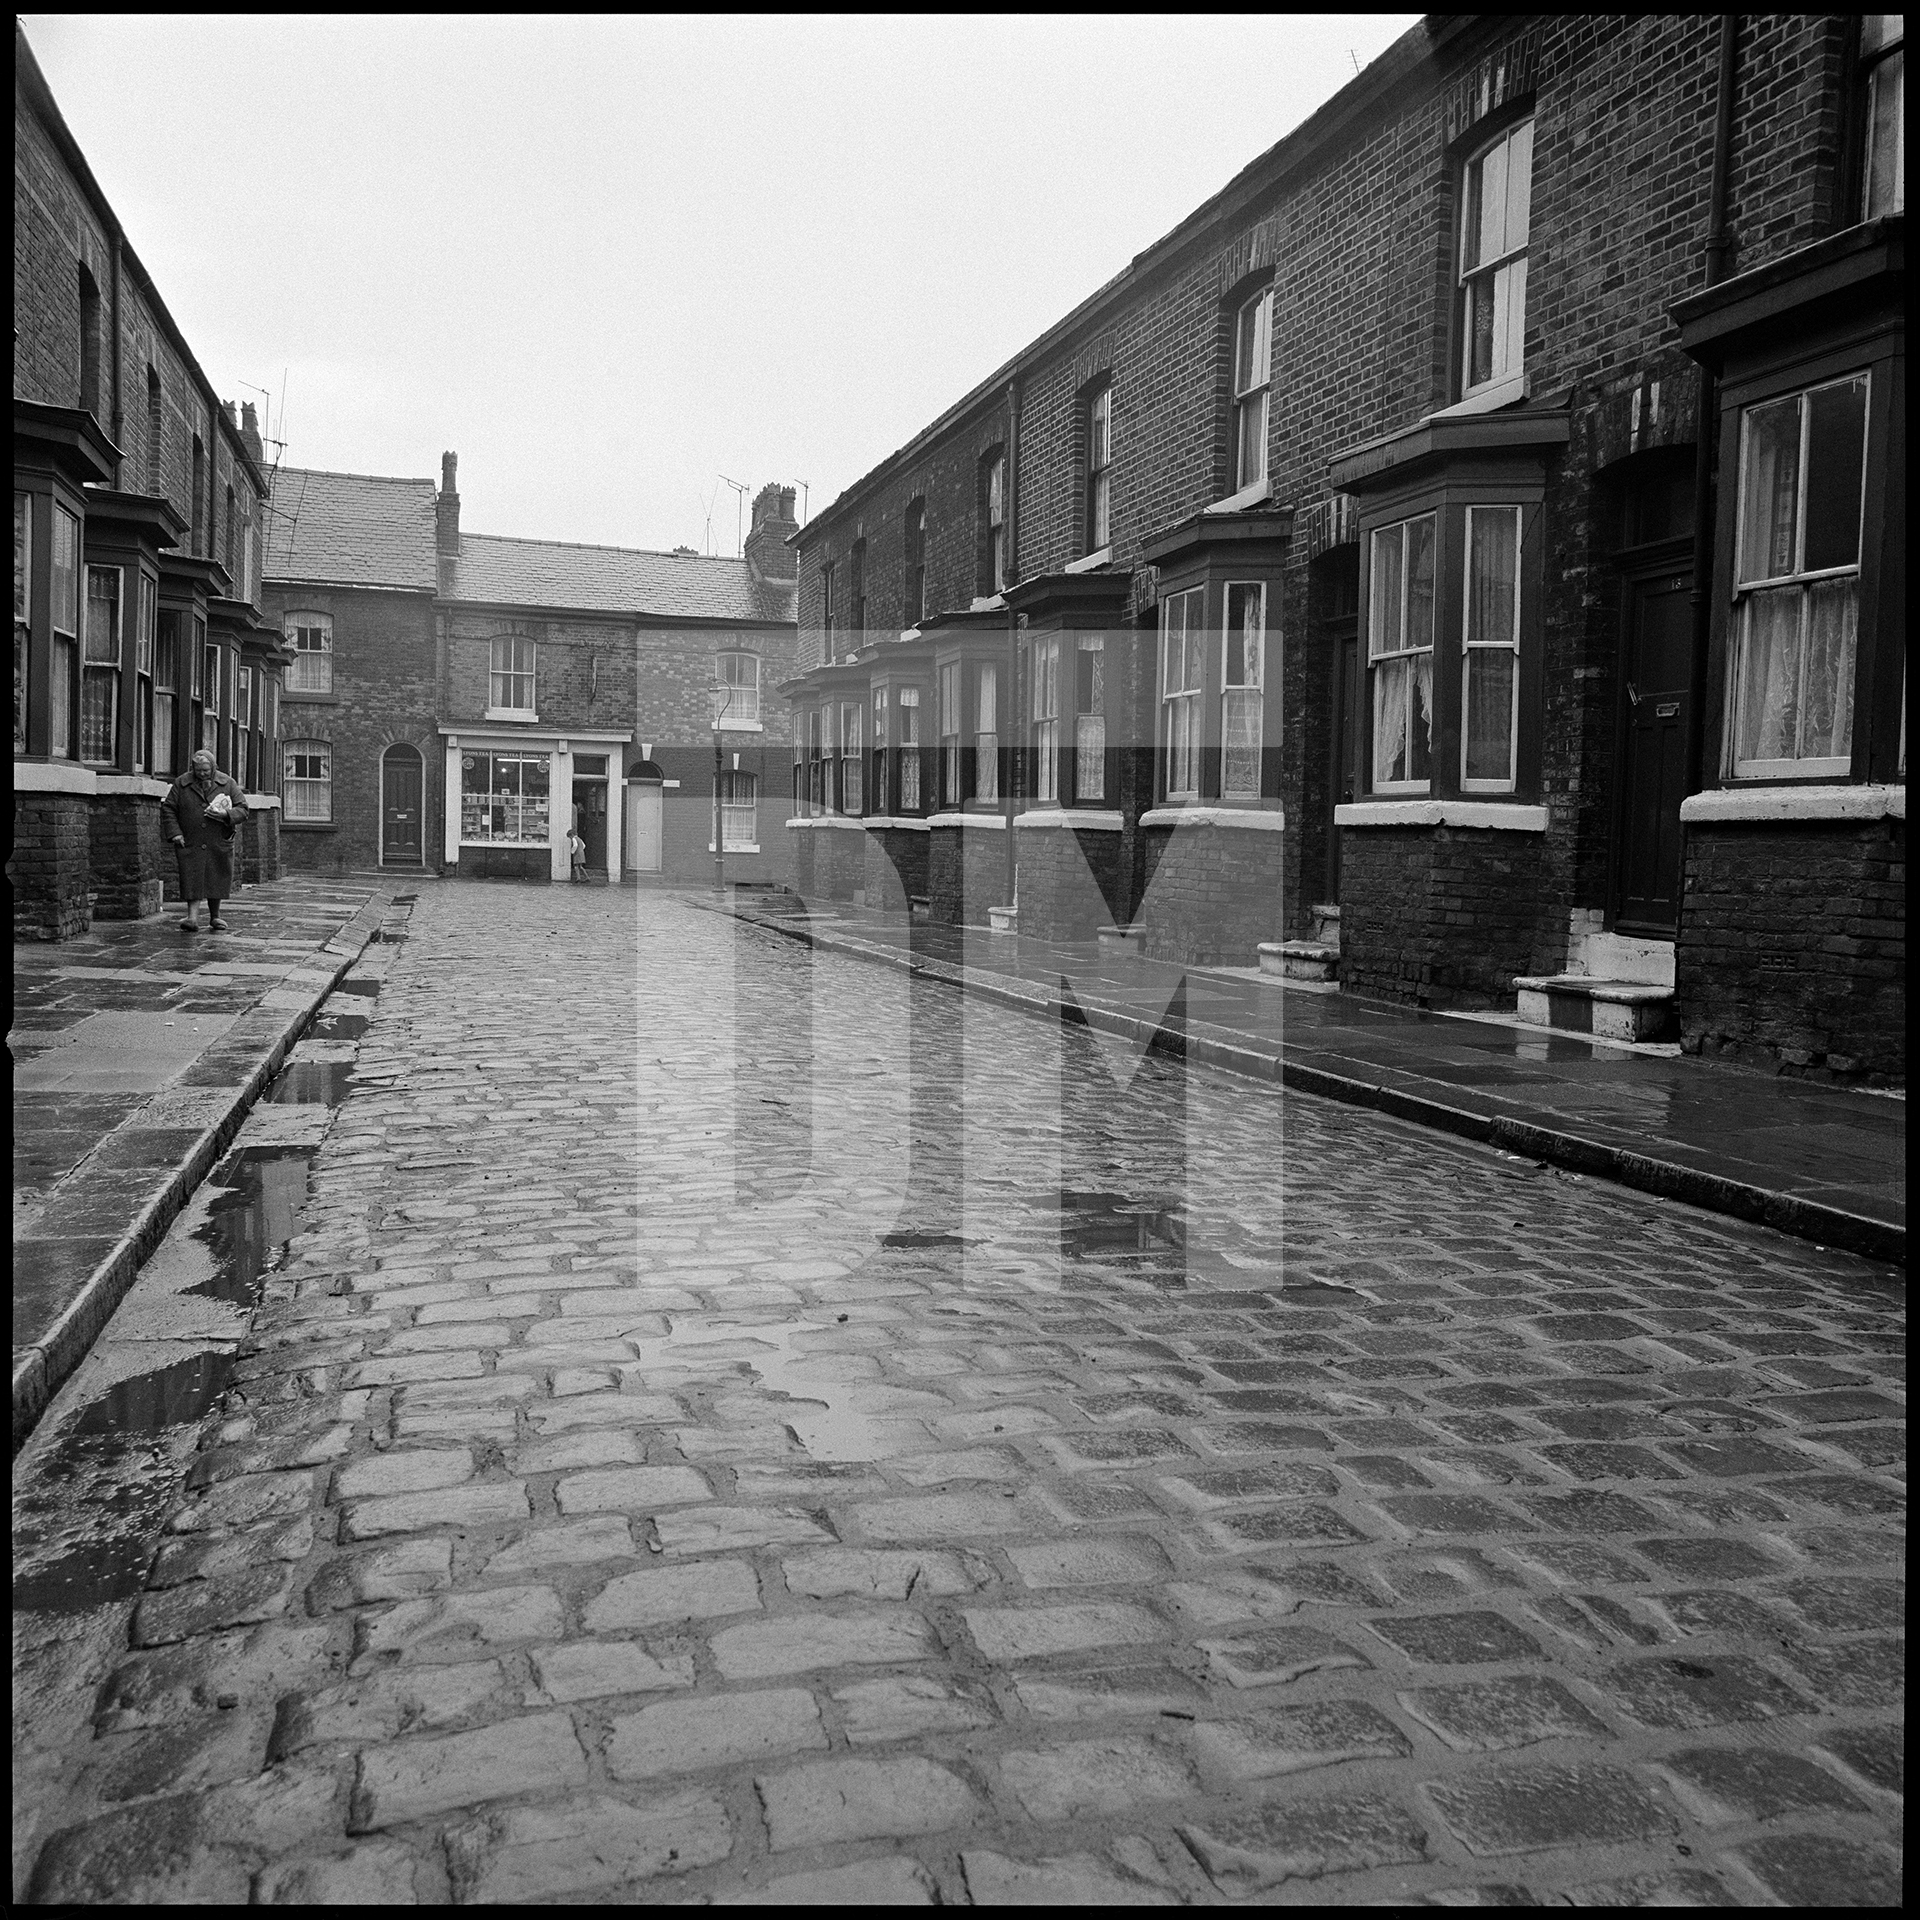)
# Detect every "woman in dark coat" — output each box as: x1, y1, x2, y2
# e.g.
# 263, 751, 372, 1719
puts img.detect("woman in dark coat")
160, 749, 246, 931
